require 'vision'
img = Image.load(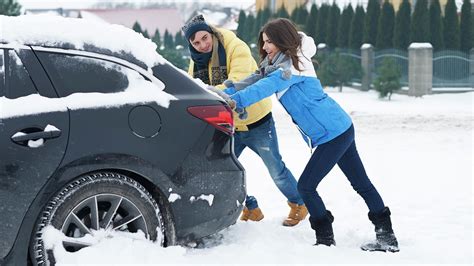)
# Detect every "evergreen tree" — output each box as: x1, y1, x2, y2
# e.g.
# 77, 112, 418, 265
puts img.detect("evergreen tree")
245, 14, 256, 44
142, 29, 150, 39
316, 4, 330, 45
318, 52, 362, 92
326, 3, 341, 48
296, 5, 309, 28
160, 49, 187, 70
291, 5, 300, 22
393, 0, 411, 50
349, 5, 365, 49
373, 58, 401, 100
460, 0, 472, 52
152, 29, 162, 49
364, 0, 380, 46
260, 8, 271, 31
254, 8, 270, 39
429, 0, 444, 50
254, 9, 263, 40
174, 31, 186, 47
376, 0, 395, 49
236, 10, 247, 40
276, 4, 290, 19
163, 30, 174, 49
306, 4, 318, 39
472, 14, 474, 49
337, 4, 354, 48
443, 0, 460, 50
132, 21, 143, 34
0, 0, 21, 16
410, 0, 430, 43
